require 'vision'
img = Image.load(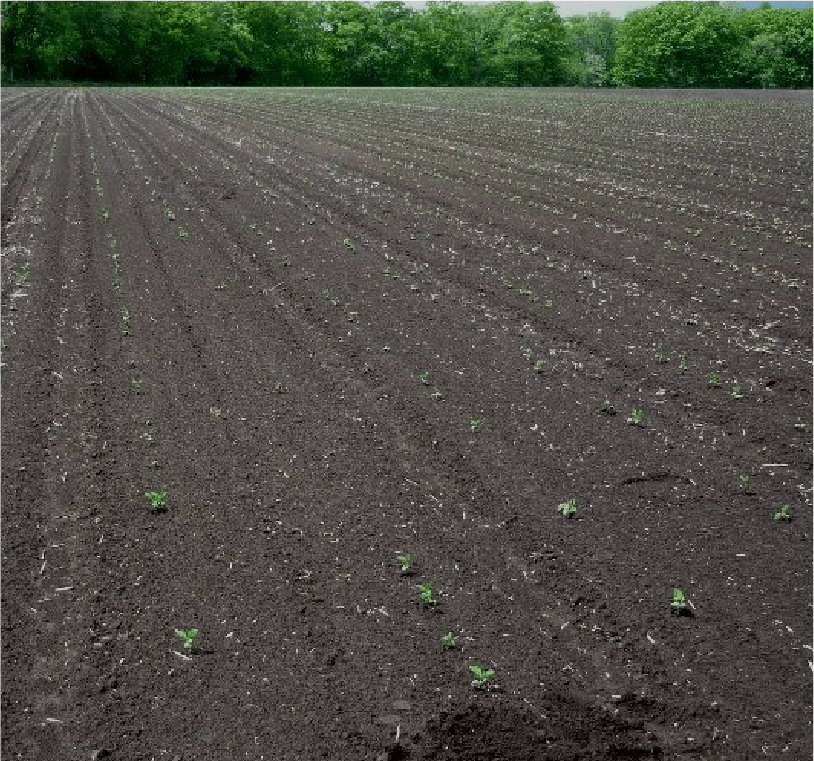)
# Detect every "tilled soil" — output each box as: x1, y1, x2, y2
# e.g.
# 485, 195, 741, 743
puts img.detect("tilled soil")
2, 87, 811, 761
